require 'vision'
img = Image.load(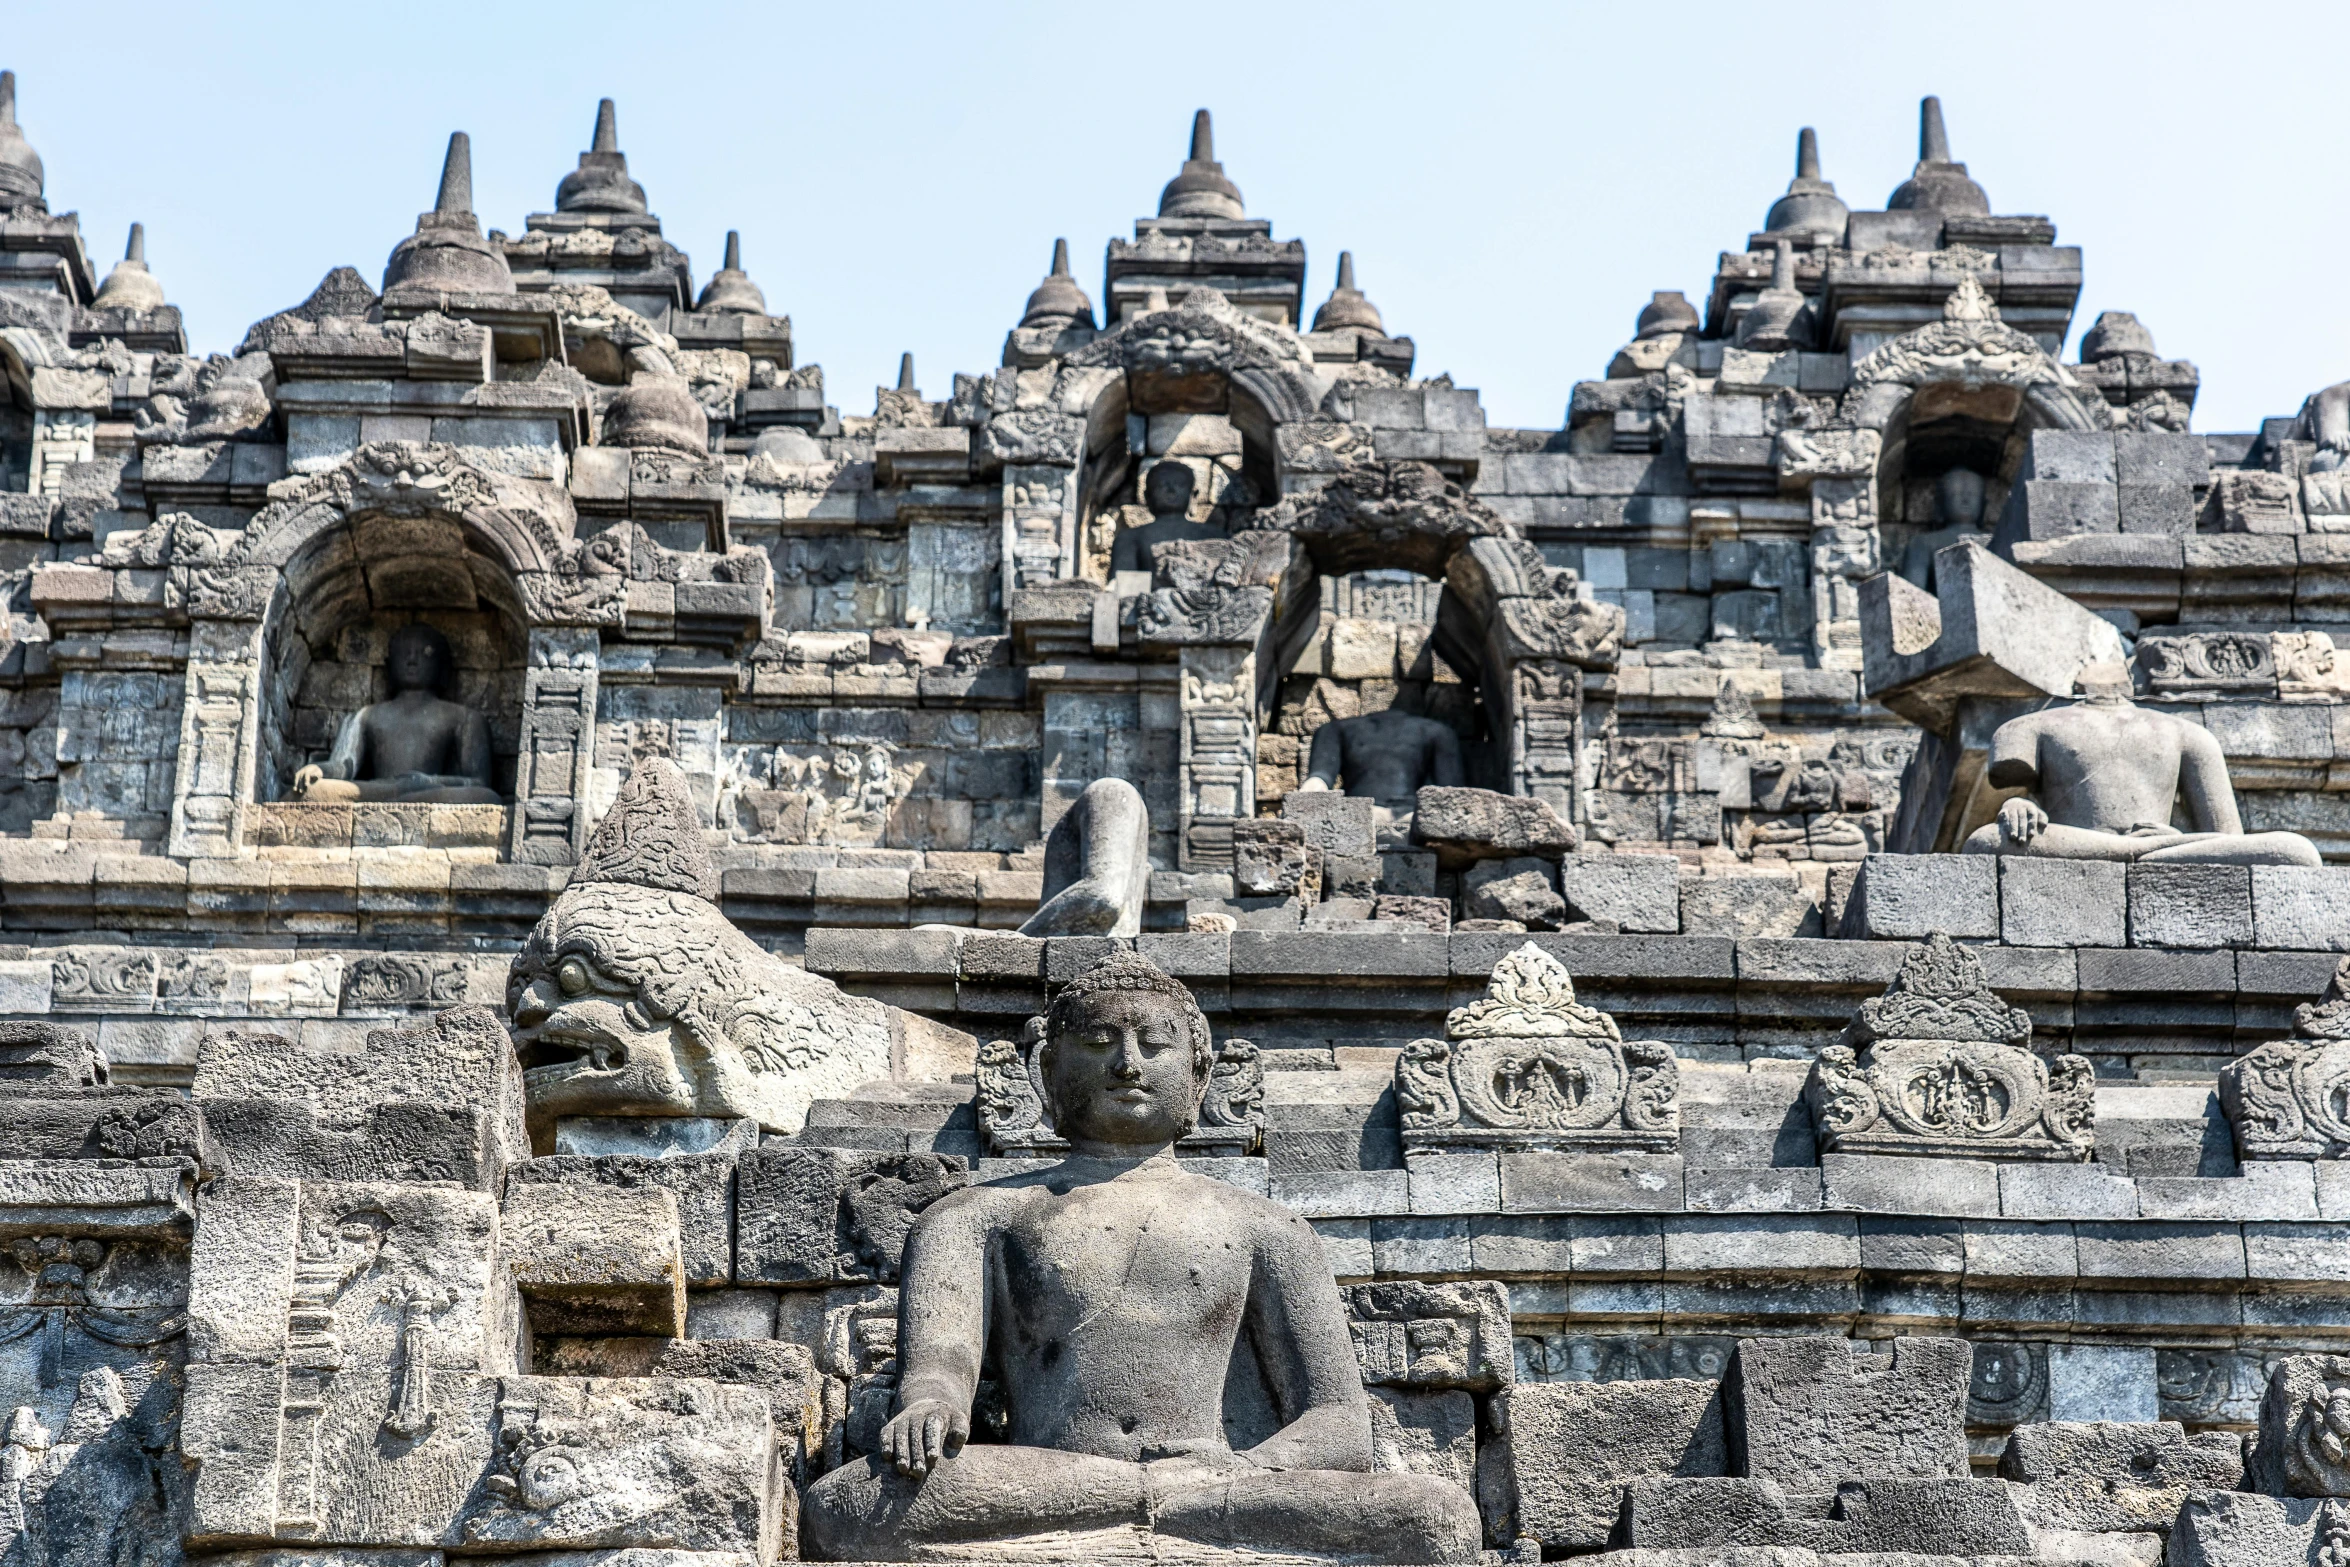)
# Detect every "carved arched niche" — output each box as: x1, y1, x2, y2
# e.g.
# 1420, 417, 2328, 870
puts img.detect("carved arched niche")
1070, 364, 1283, 583
1841, 276, 2105, 587
257, 509, 530, 807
